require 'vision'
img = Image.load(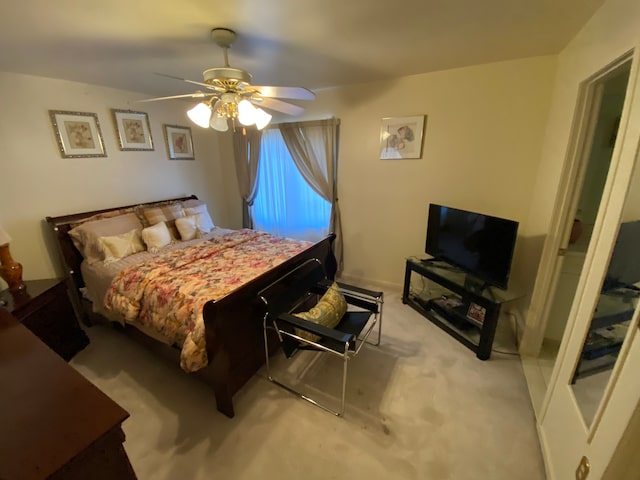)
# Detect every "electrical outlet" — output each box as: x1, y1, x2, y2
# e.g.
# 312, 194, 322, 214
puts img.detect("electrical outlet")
576, 456, 590, 480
